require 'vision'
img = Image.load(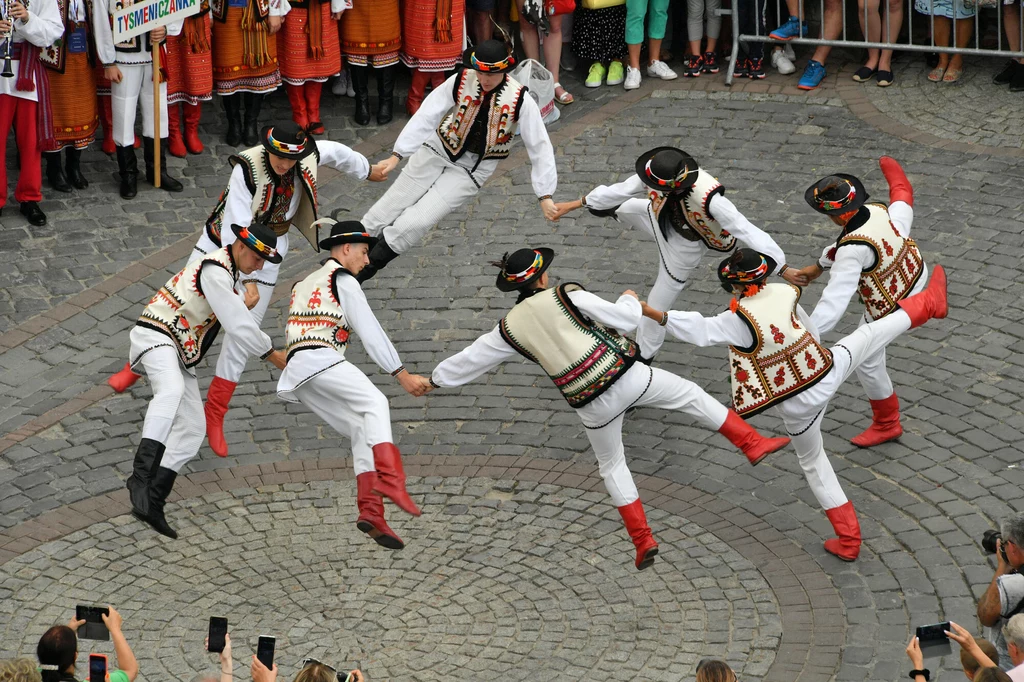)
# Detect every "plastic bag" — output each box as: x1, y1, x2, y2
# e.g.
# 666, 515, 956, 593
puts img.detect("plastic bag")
510, 58, 560, 125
